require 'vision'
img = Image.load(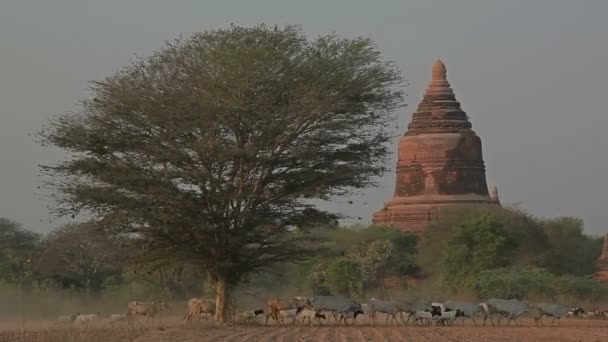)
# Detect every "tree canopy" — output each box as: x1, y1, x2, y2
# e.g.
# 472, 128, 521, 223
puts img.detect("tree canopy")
38, 223, 125, 295
37, 24, 405, 321
0, 218, 41, 283
419, 205, 604, 296
441, 214, 517, 290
